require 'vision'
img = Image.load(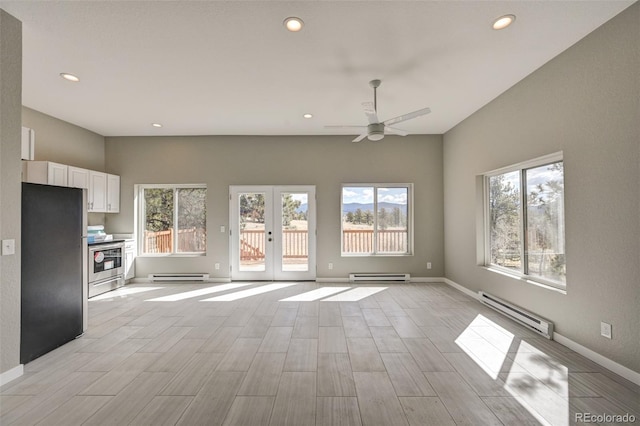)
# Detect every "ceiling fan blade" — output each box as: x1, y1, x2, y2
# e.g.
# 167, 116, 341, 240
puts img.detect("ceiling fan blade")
383, 107, 431, 126
384, 126, 409, 136
352, 132, 368, 143
324, 125, 367, 129
362, 101, 380, 124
